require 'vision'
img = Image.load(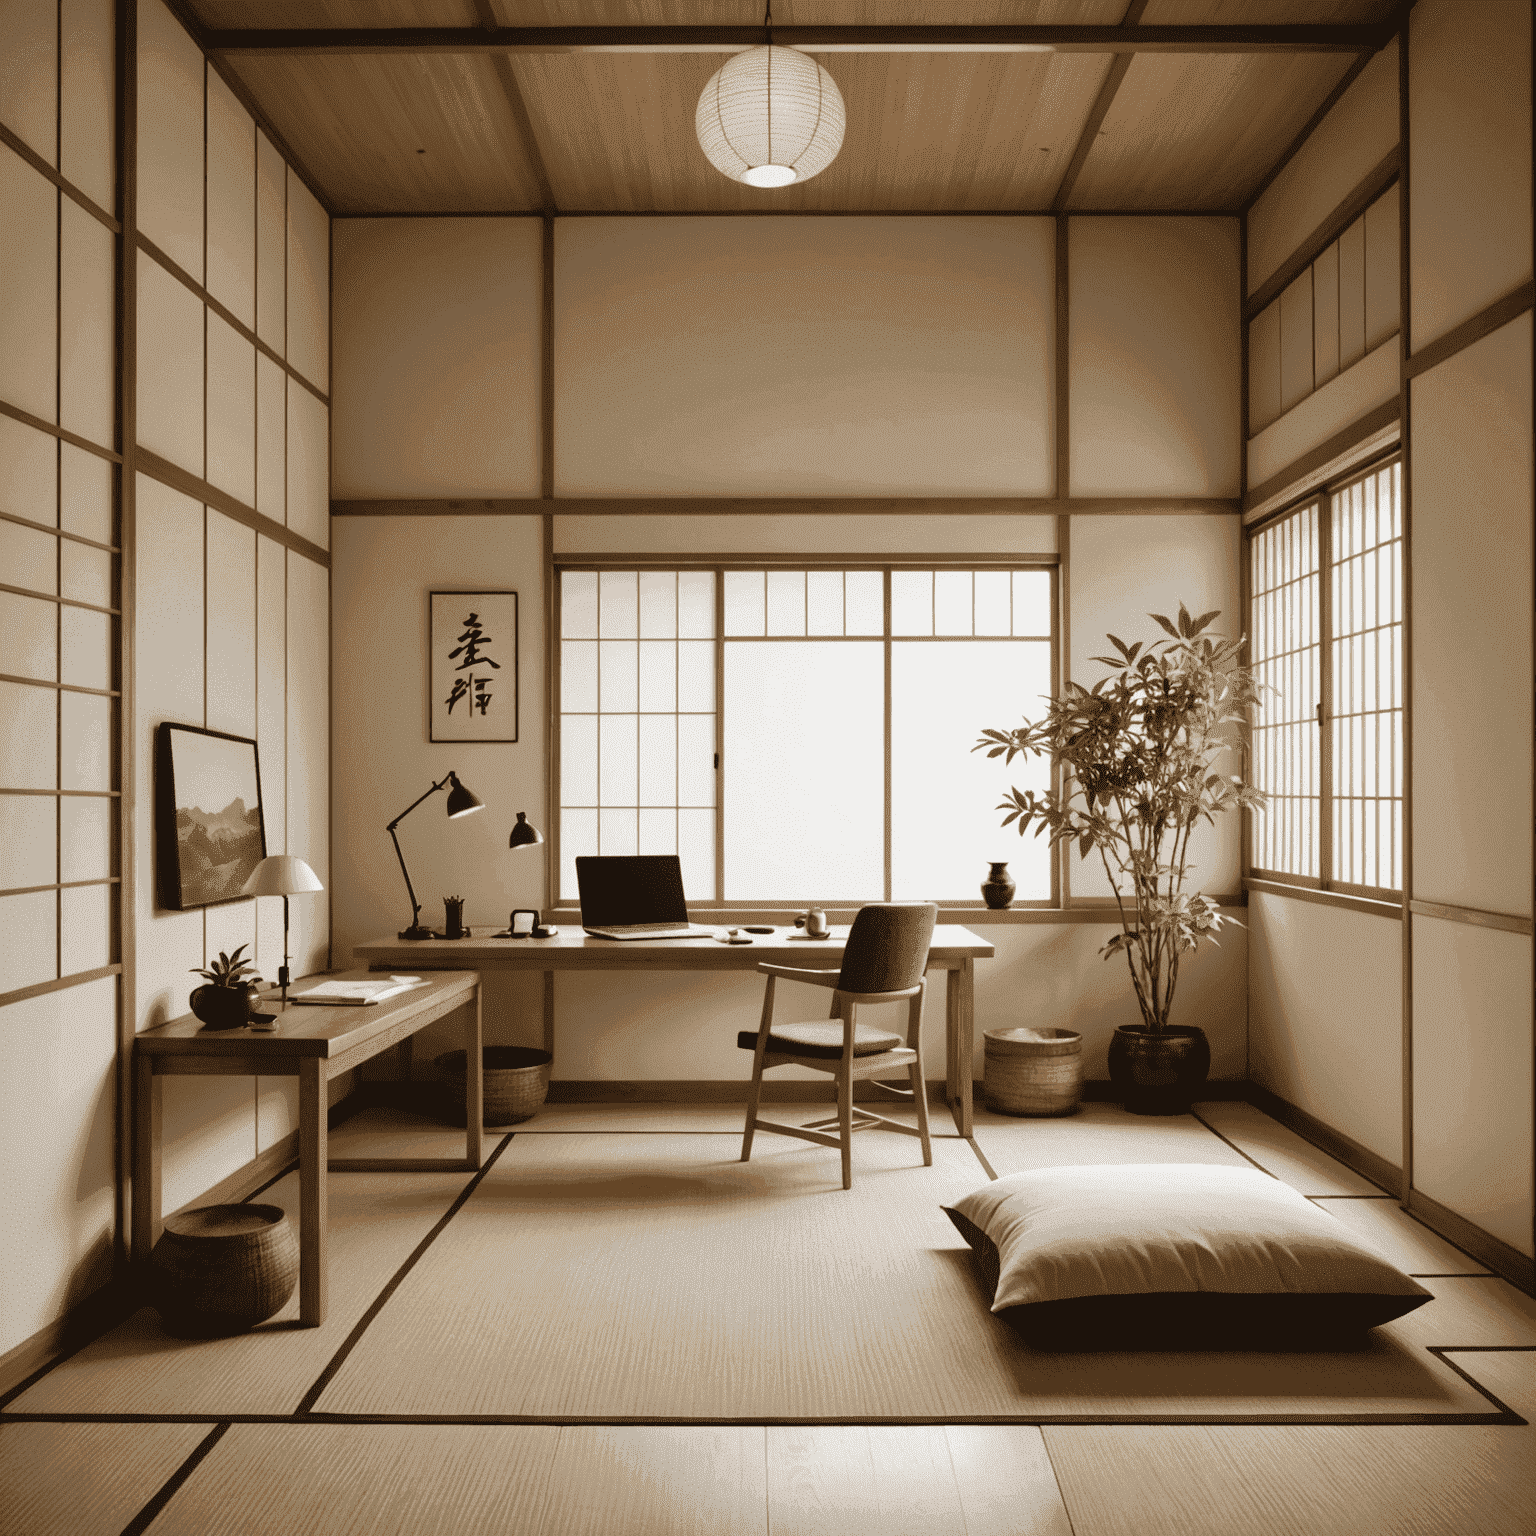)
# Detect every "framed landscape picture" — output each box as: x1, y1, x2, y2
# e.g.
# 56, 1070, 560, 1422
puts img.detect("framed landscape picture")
156, 723, 268, 910
430, 590, 519, 743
